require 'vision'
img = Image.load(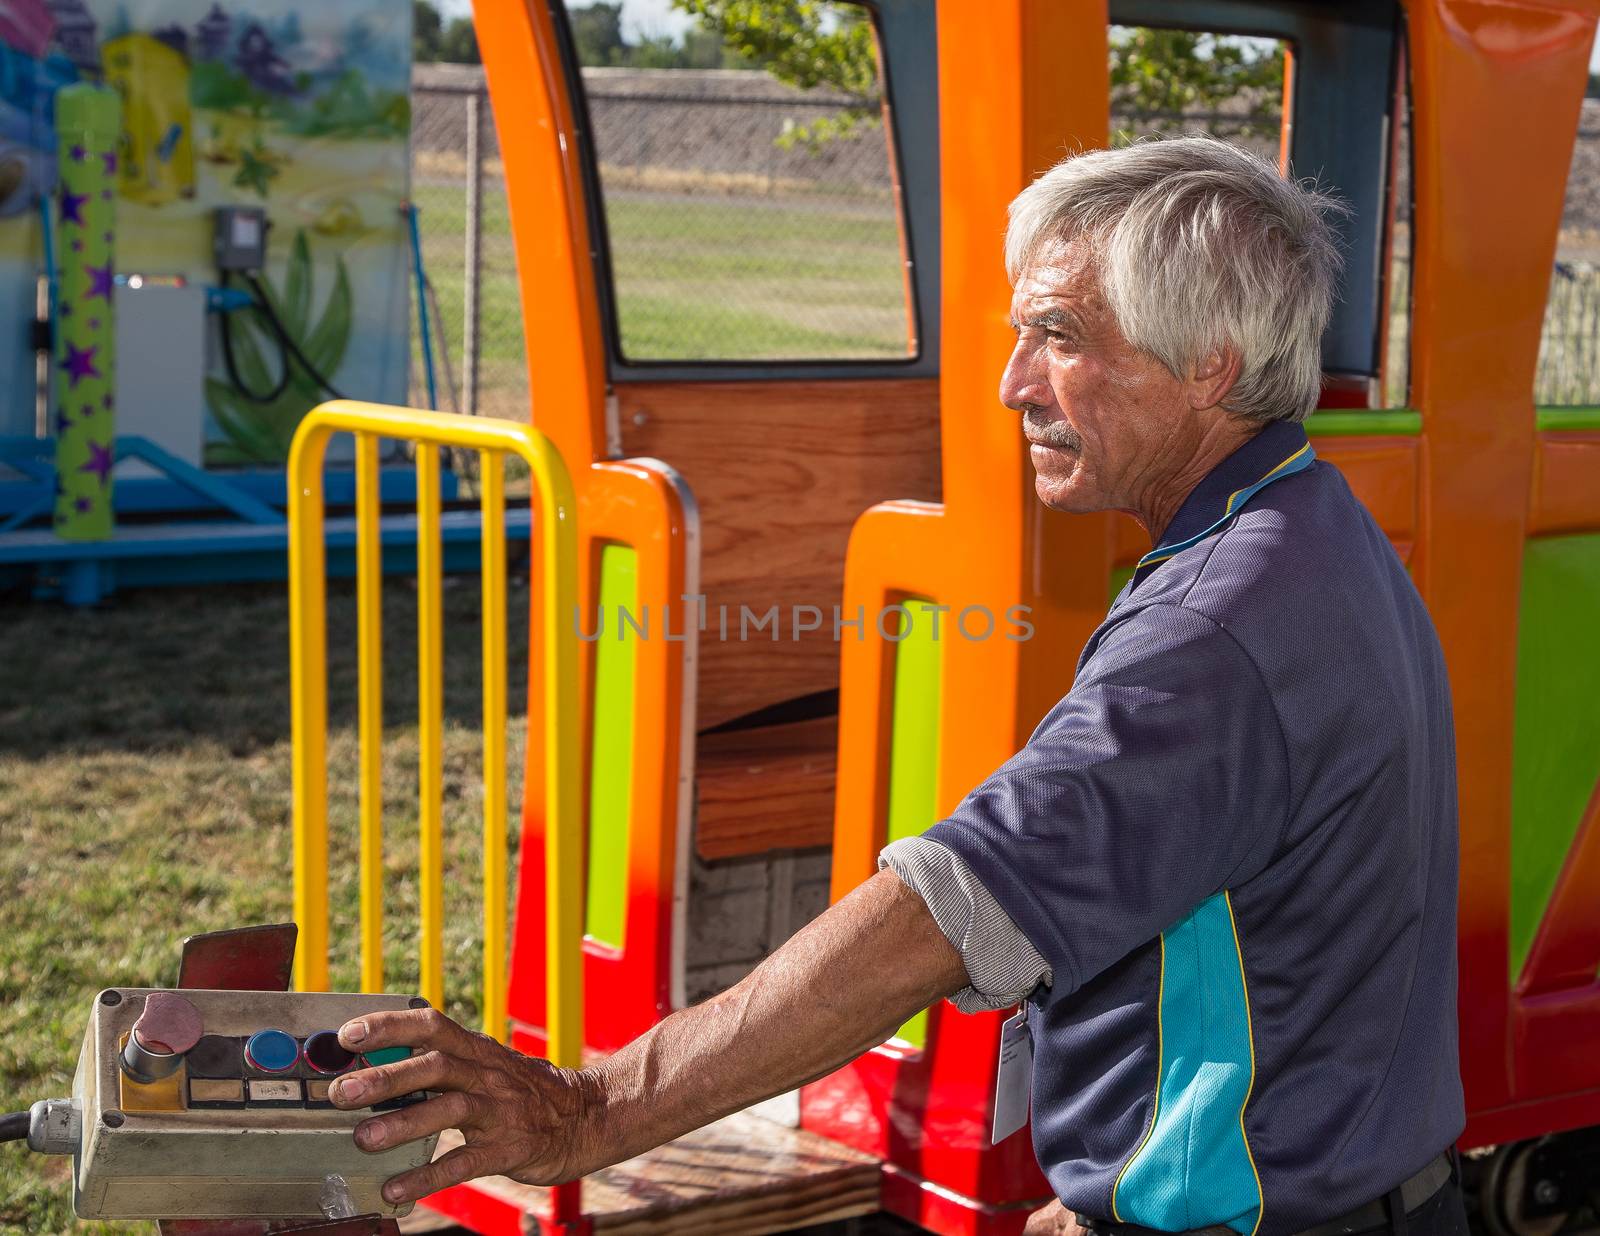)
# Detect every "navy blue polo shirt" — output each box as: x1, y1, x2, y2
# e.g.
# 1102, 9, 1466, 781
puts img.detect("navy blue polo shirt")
925, 418, 1465, 1234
